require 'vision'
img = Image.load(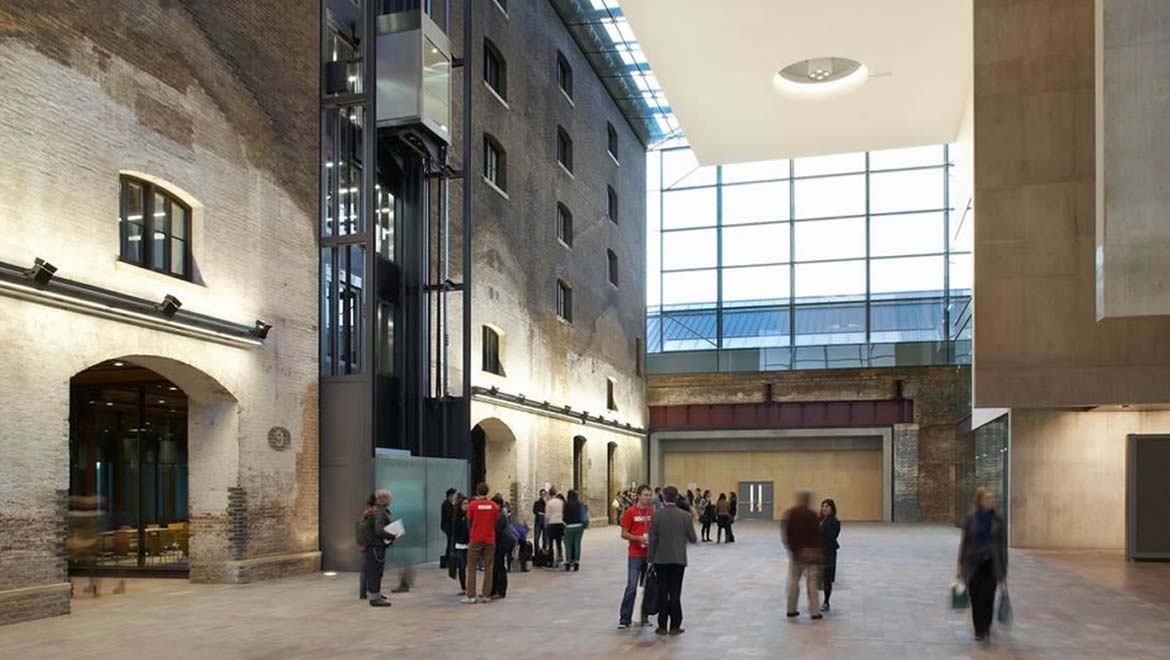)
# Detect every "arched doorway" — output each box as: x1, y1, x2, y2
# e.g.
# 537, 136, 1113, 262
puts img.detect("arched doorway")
470, 418, 517, 500
572, 435, 587, 495
607, 442, 619, 524
69, 360, 190, 573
